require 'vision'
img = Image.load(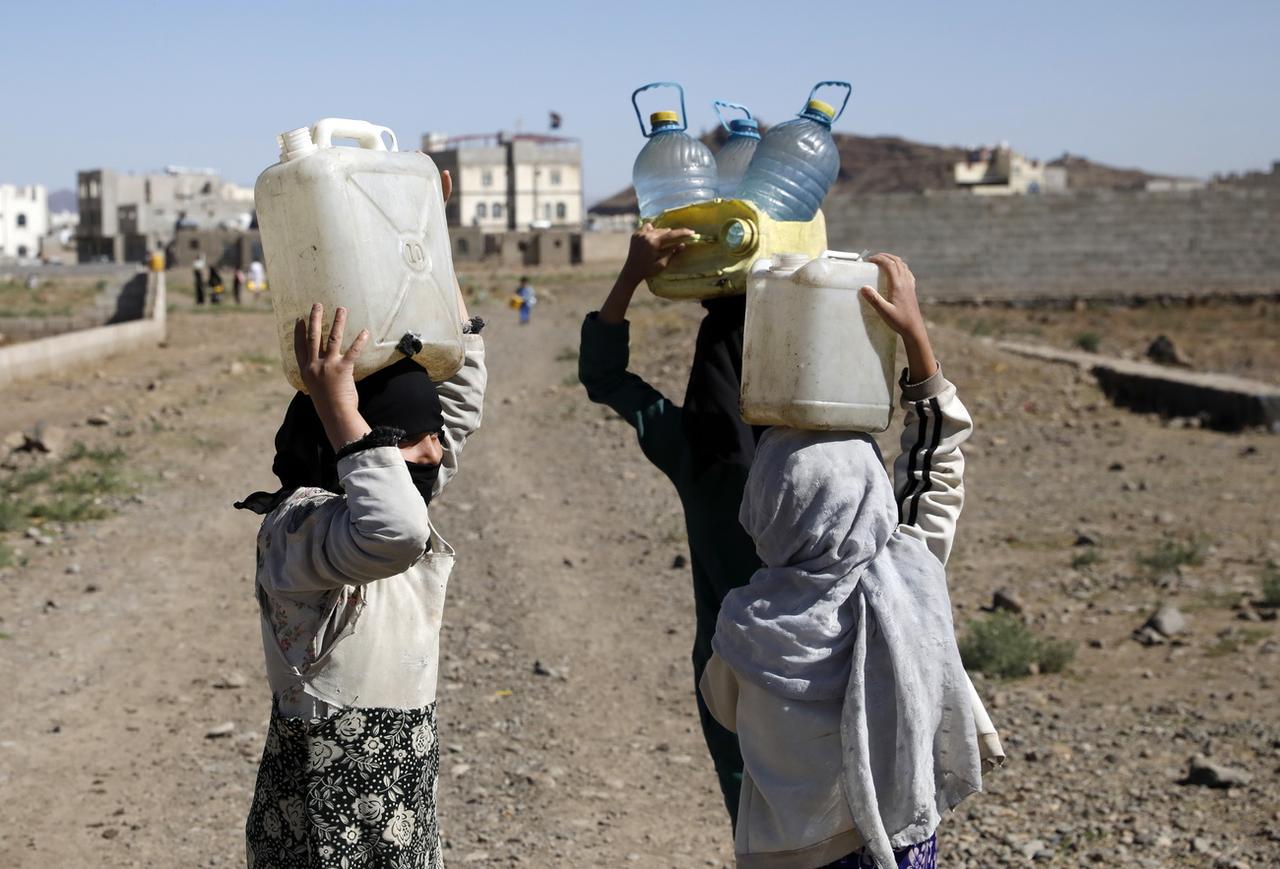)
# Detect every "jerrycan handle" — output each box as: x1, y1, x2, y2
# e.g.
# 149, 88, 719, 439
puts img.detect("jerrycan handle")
712, 100, 753, 133
804, 81, 852, 122
631, 82, 688, 137
311, 118, 399, 152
